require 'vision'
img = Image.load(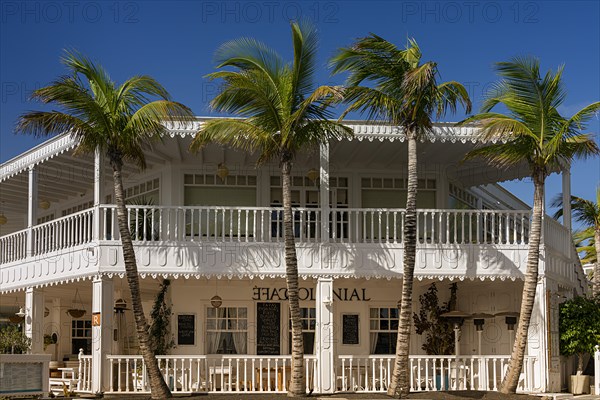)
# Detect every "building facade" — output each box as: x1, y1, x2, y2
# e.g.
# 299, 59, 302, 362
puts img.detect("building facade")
0, 120, 587, 394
